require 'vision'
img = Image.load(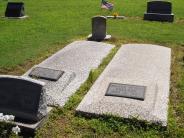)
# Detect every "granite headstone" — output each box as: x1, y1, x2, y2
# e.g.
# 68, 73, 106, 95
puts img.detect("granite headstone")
92, 16, 106, 40
144, 1, 174, 22
5, 2, 25, 17
0, 75, 47, 123
88, 16, 111, 41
